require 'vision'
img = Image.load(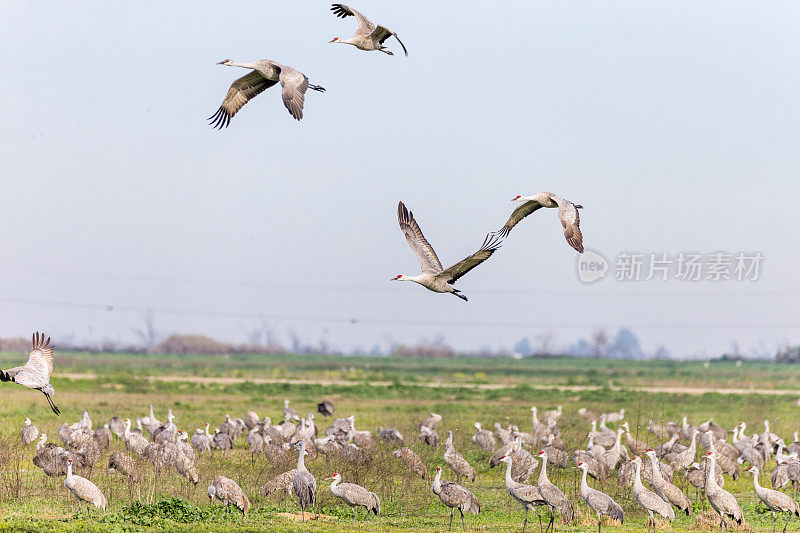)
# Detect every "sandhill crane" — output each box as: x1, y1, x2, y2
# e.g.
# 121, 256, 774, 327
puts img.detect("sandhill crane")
212, 429, 234, 451
499, 455, 546, 533
704, 452, 743, 531
444, 431, 476, 482
326, 472, 380, 519
605, 409, 625, 424
472, 422, 495, 451
420, 425, 440, 447
108, 450, 143, 490
208, 476, 250, 516
379, 427, 404, 445
706, 435, 740, 479
432, 466, 480, 531
64, 458, 107, 512
537, 450, 574, 532
243, 411, 260, 431
264, 469, 298, 503
93, 424, 111, 450
108, 416, 125, 438
579, 408, 598, 422
600, 428, 627, 470
153, 410, 177, 443
645, 450, 691, 516
283, 399, 298, 419
747, 465, 799, 533
420, 412, 443, 430
573, 449, 611, 481
124, 418, 149, 456
141, 404, 160, 435
21, 418, 39, 445
293, 440, 317, 521
630, 457, 674, 533
648, 419, 678, 440
0, 332, 60, 414
209, 59, 325, 127
317, 400, 335, 417
314, 435, 340, 457
494, 192, 584, 253
192, 426, 211, 453
393, 447, 427, 479
543, 406, 562, 423
670, 428, 698, 470
622, 422, 648, 455
247, 425, 264, 453
33, 435, 69, 477
329, 4, 408, 56
347, 415, 374, 448
393, 201, 502, 301
577, 461, 624, 533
